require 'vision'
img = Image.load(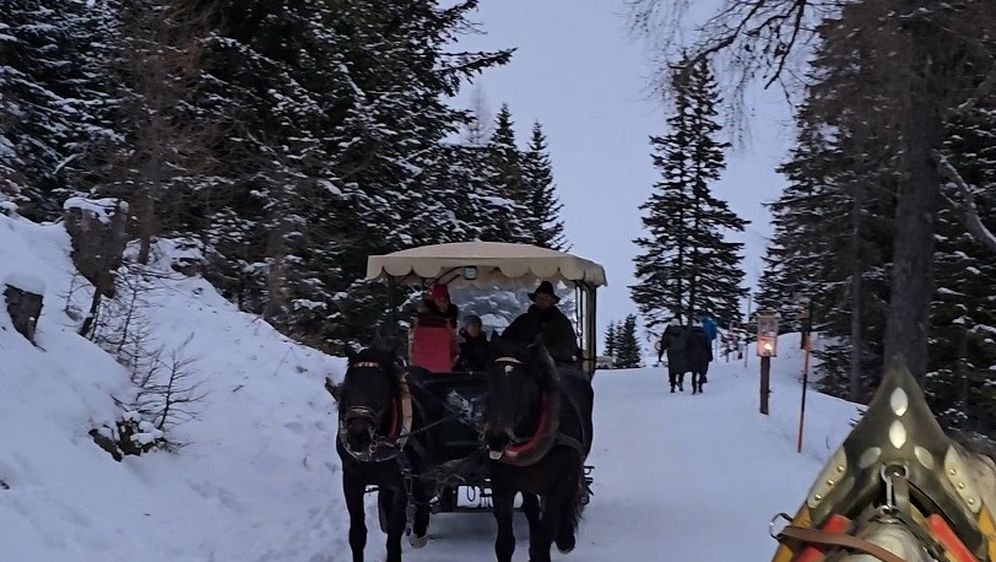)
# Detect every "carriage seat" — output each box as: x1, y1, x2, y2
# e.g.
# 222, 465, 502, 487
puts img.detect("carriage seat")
409, 324, 457, 373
